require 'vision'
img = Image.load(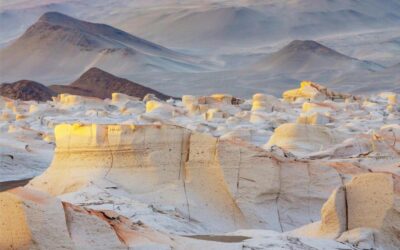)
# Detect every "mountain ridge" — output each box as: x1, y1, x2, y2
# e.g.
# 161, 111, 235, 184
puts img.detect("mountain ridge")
250, 40, 384, 73
50, 67, 172, 100
0, 80, 56, 102
1, 68, 172, 101
0, 11, 206, 83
